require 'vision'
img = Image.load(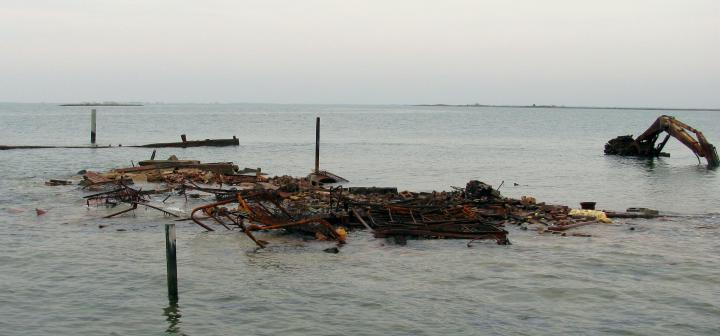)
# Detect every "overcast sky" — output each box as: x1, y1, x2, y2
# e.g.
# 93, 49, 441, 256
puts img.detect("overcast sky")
1, 0, 718, 107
